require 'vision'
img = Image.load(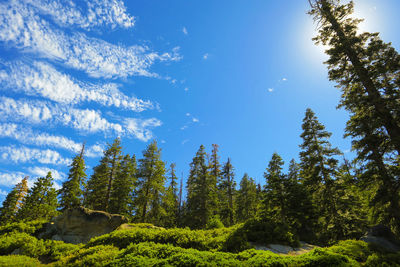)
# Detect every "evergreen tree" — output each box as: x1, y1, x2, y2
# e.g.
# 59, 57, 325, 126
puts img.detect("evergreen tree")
299, 108, 344, 242
85, 138, 123, 212
236, 173, 258, 223
285, 159, 315, 241
59, 144, 86, 210
161, 163, 179, 227
0, 177, 28, 224
109, 154, 137, 217
134, 140, 166, 224
308, 0, 400, 234
186, 145, 217, 228
18, 172, 58, 221
262, 153, 287, 223
219, 158, 236, 226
